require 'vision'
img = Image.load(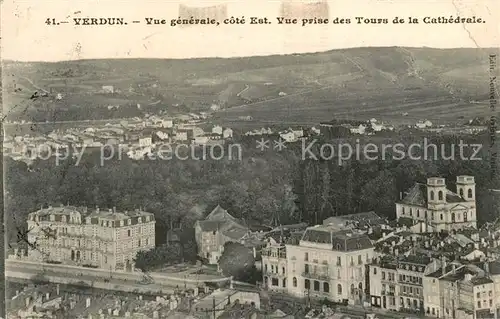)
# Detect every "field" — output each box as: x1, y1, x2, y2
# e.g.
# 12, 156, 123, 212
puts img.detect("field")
2, 47, 498, 125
